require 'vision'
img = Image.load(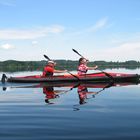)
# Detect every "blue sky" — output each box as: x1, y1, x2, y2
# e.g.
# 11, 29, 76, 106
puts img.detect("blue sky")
0, 0, 140, 61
